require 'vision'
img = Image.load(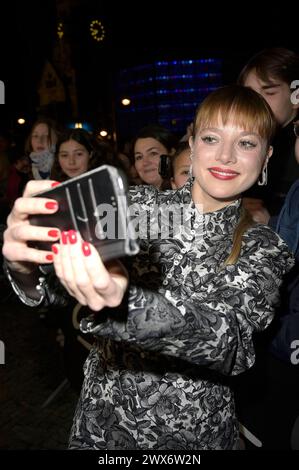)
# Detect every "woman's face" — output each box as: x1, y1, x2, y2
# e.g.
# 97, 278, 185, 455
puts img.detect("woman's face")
190, 120, 272, 212
31, 123, 55, 152
58, 139, 91, 178
134, 137, 167, 189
